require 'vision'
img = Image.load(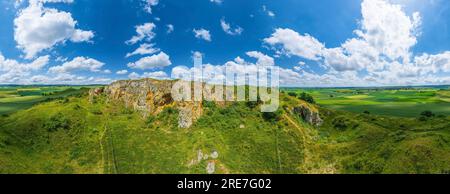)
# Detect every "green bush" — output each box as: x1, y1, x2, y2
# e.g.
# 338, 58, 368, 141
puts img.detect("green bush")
202, 101, 216, 109
288, 92, 297, 97
262, 109, 282, 123
332, 116, 358, 131
418, 116, 428, 122
299, 92, 316, 104
420, 111, 435, 118
43, 113, 71, 132
146, 115, 156, 127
